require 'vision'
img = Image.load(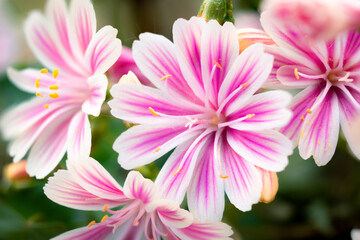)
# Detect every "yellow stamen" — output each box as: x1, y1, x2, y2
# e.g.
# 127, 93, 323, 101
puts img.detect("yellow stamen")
173, 167, 182, 177
153, 147, 161, 153
101, 215, 108, 223
49, 85, 59, 90
53, 68, 59, 78
134, 221, 139, 226
102, 204, 109, 212
327, 142, 331, 148
36, 92, 44, 98
40, 68, 48, 74
44, 104, 49, 109
49, 92, 59, 99
87, 220, 96, 227
246, 113, 255, 119
294, 68, 300, 79
160, 74, 172, 80
300, 116, 305, 121
35, 78, 40, 88
240, 82, 249, 88
306, 109, 312, 114
148, 107, 158, 116
220, 174, 229, 179
317, 141, 320, 145
212, 60, 223, 70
